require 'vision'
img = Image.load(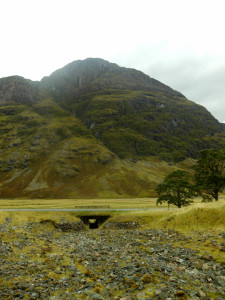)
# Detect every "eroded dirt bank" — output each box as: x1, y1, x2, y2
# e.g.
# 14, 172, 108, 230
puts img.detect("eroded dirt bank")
0, 218, 224, 299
